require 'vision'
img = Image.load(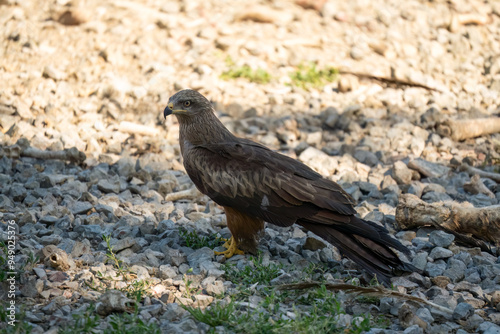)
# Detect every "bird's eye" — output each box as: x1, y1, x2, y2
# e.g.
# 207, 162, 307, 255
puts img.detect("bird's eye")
183, 101, 191, 107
